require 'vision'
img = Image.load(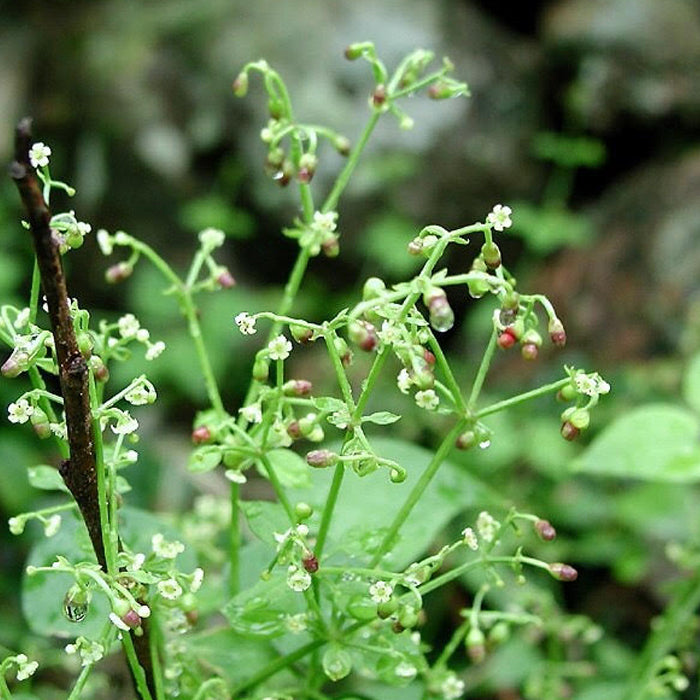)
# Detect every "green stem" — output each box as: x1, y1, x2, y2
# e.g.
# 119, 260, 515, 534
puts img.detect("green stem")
121, 633, 154, 700
314, 463, 344, 560
621, 576, 700, 700
369, 418, 468, 568
191, 679, 228, 700
228, 481, 240, 597
475, 378, 570, 419
0, 675, 10, 700
259, 453, 295, 520
230, 638, 326, 696
67, 661, 95, 700
28, 258, 41, 325
322, 111, 381, 213
468, 326, 498, 409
